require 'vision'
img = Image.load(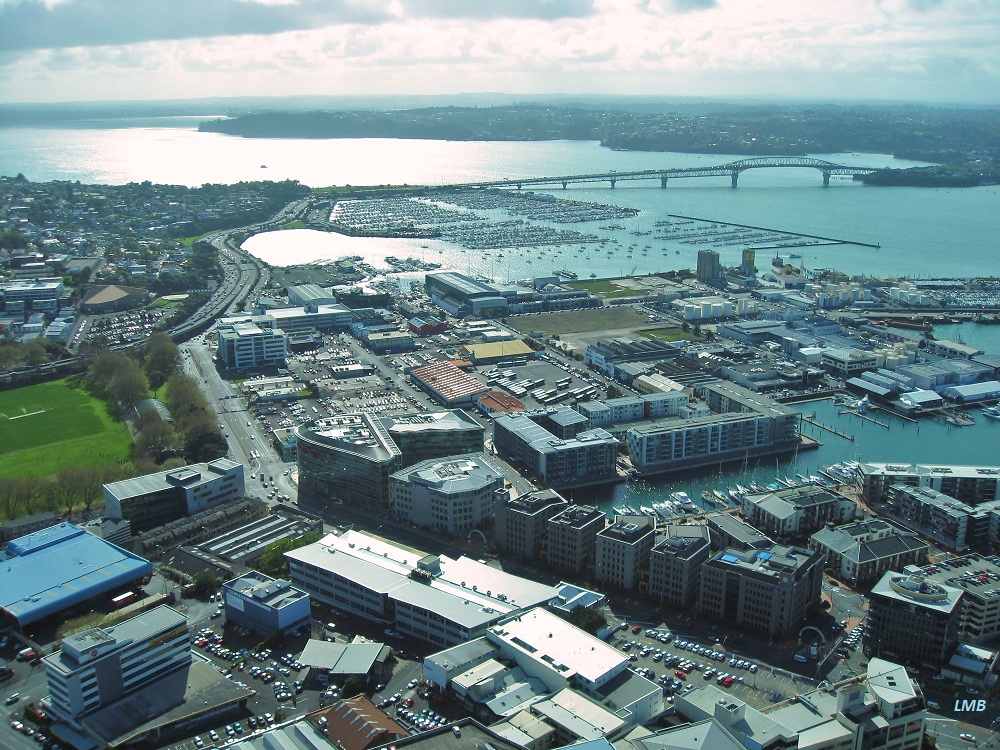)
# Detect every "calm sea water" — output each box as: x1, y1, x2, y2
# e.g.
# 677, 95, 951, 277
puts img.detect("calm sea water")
2, 118, 997, 511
